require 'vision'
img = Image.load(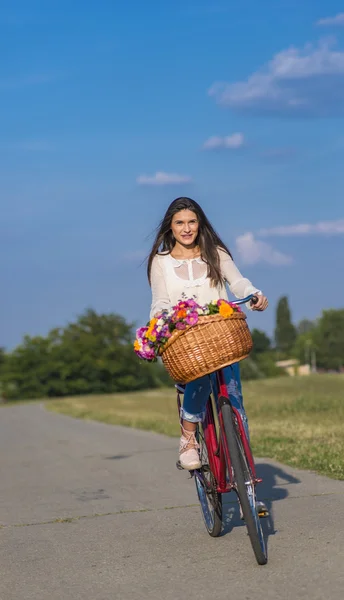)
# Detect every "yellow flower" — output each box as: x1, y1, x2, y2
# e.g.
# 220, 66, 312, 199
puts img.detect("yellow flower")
219, 303, 234, 318
147, 332, 157, 342
146, 317, 158, 337
134, 340, 141, 351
